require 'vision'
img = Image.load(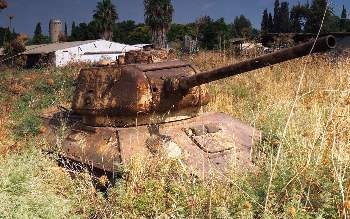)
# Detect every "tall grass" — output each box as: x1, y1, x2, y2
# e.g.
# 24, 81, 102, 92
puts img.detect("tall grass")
0, 53, 349, 218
